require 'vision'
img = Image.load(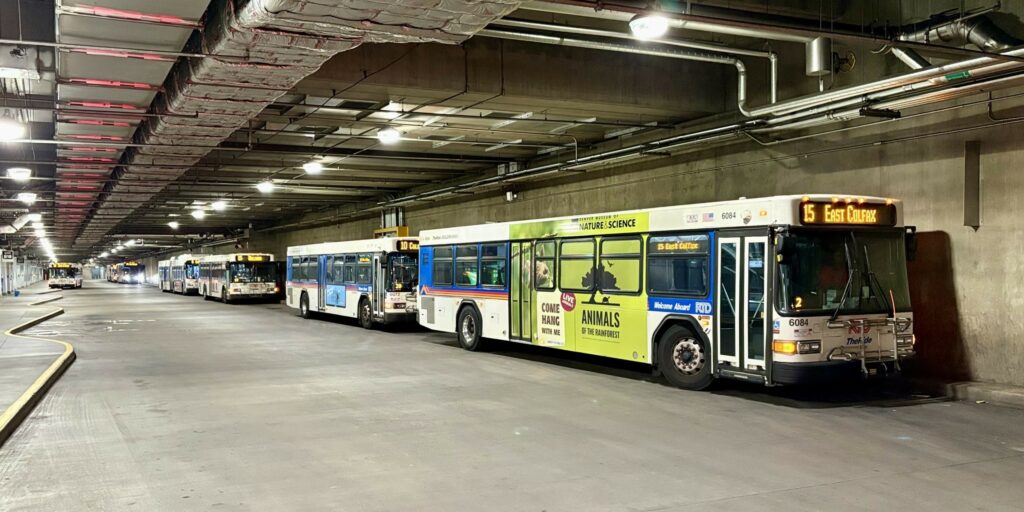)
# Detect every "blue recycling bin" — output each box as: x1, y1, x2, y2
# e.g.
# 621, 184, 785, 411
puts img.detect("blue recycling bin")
13, 290, 20, 297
